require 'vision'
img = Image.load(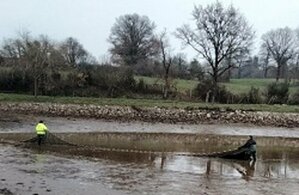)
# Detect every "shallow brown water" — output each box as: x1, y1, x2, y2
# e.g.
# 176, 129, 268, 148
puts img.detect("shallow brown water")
1, 113, 299, 138
1, 143, 299, 195
1, 113, 299, 194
